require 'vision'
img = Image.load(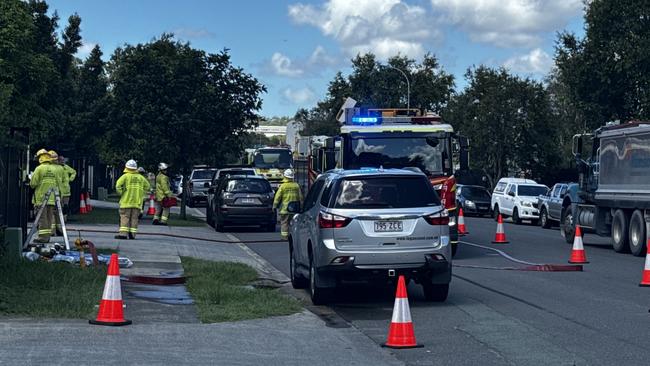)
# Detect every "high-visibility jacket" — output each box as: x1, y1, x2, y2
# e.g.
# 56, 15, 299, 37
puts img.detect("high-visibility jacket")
155, 172, 172, 201
60, 164, 76, 197
273, 178, 303, 214
116, 172, 151, 209
30, 162, 63, 206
